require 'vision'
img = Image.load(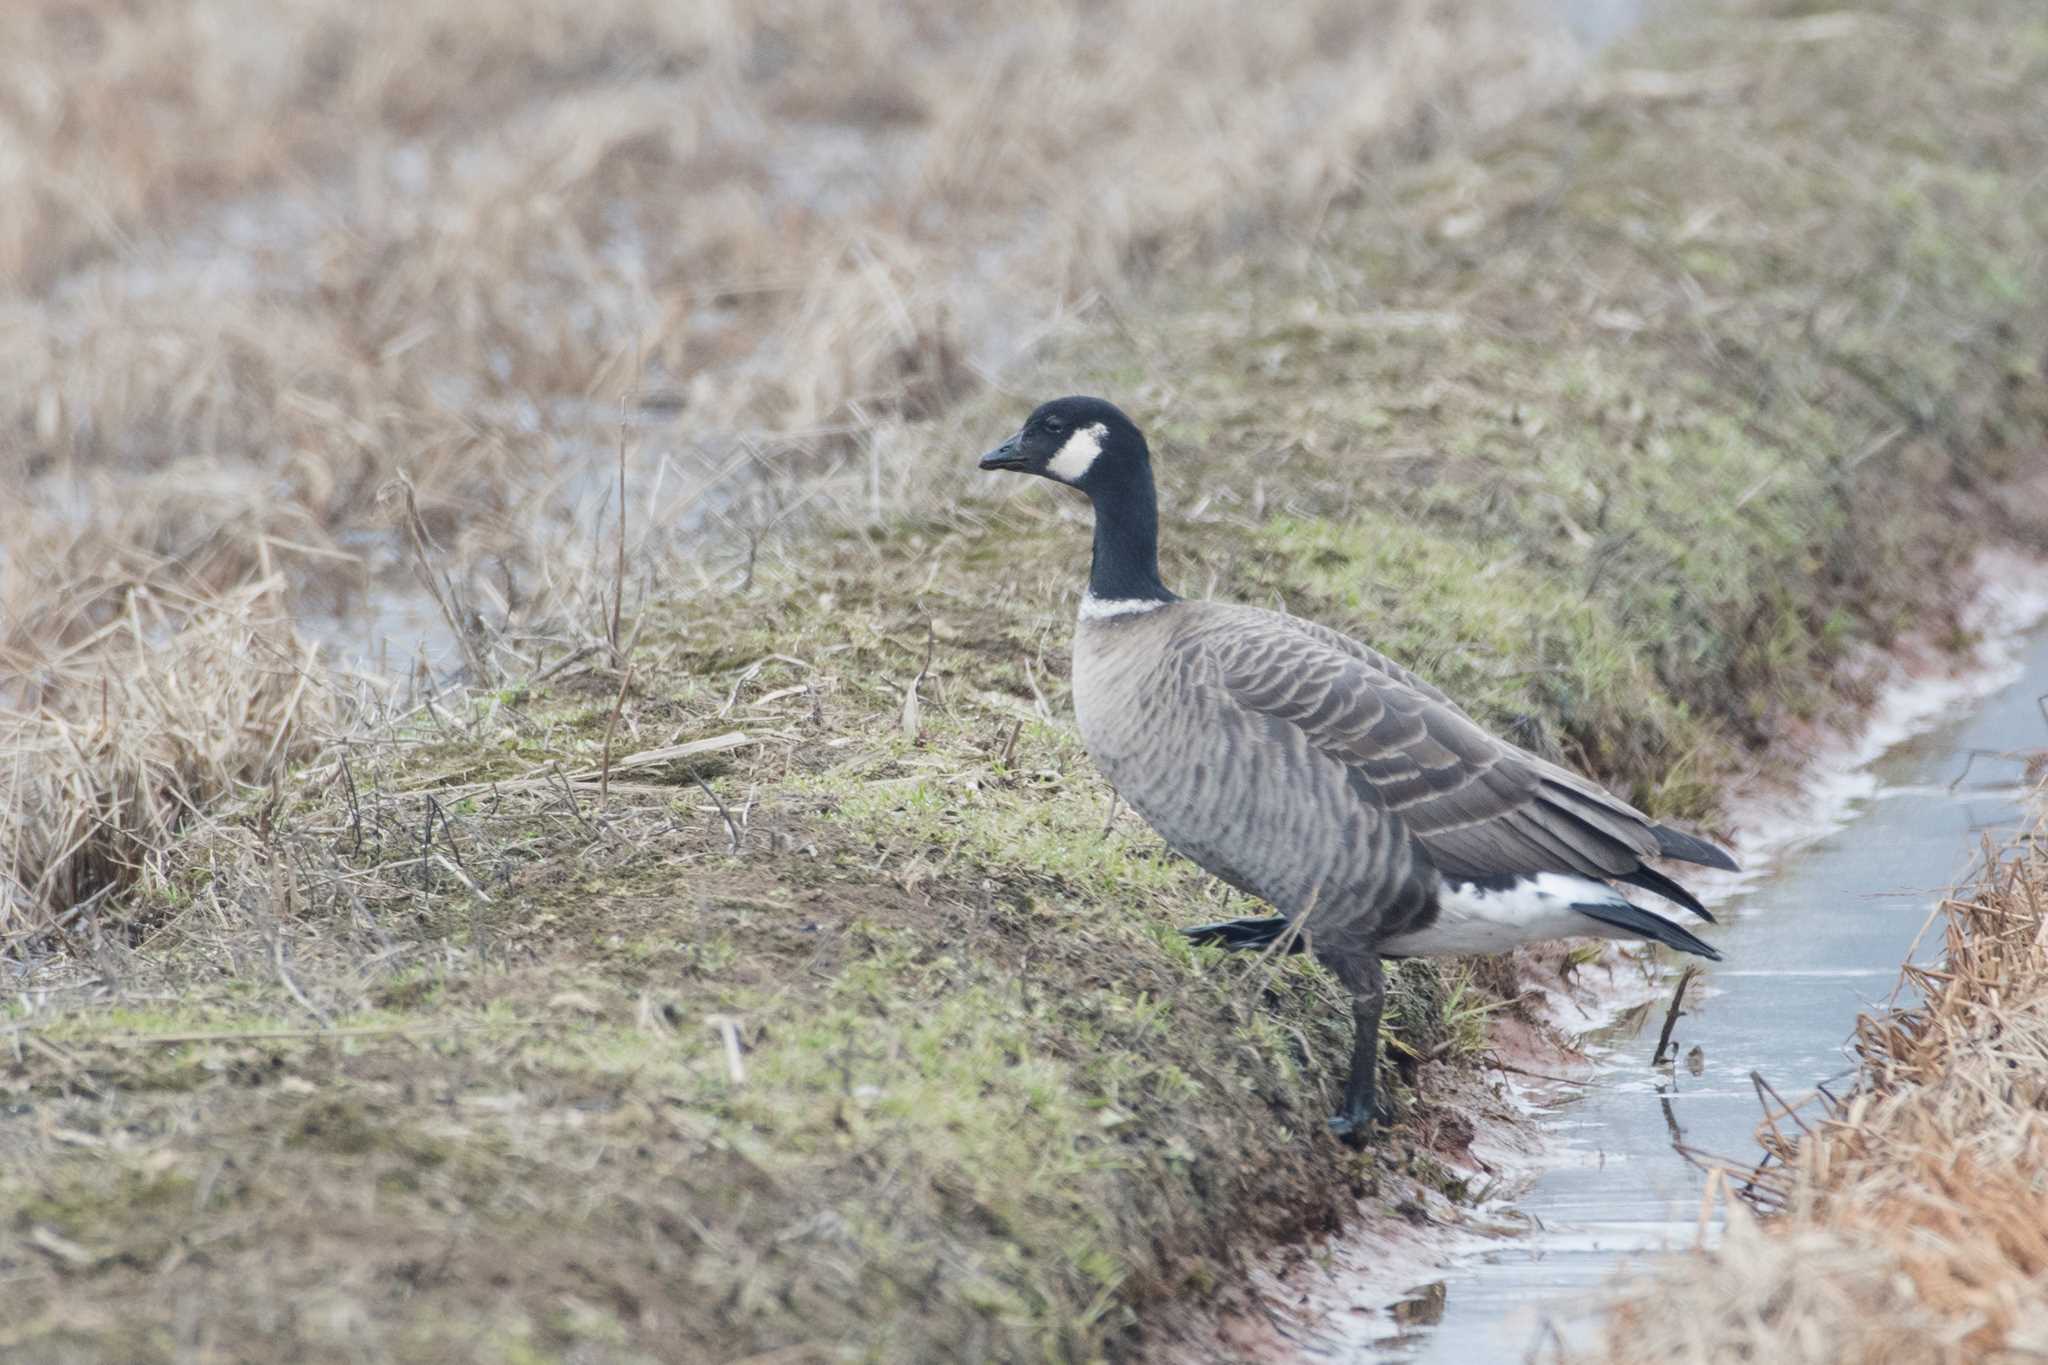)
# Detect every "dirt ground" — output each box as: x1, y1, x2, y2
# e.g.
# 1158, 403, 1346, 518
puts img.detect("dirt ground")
4, 0, 2048, 1361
